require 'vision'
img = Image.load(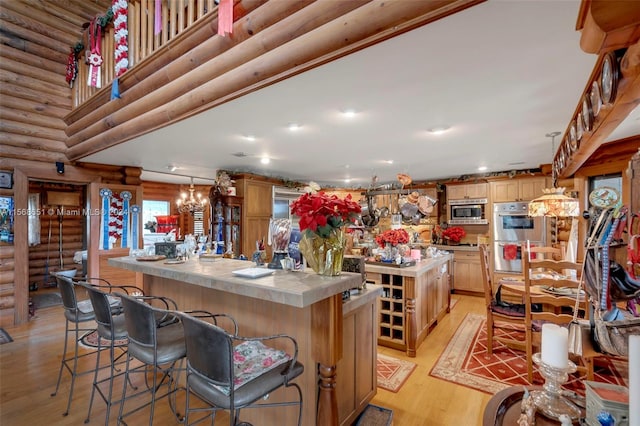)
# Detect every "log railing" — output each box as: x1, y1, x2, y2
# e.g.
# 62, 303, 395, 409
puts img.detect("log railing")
73, 0, 219, 108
